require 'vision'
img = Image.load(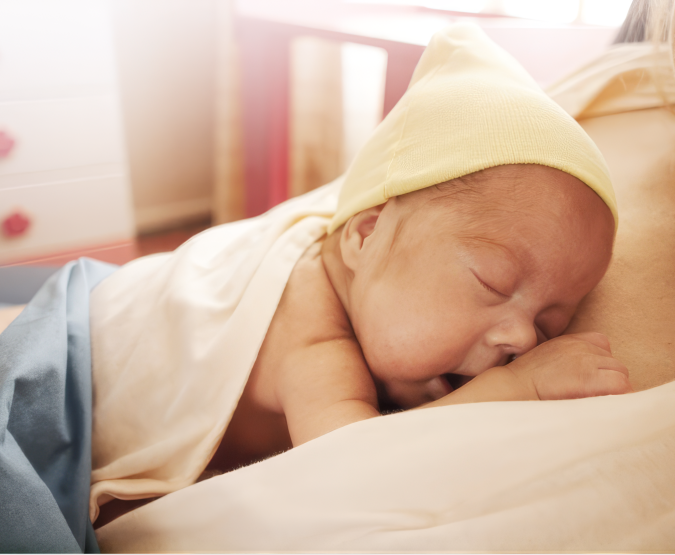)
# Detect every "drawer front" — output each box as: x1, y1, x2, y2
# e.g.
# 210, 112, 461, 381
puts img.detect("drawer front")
0, 96, 127, 180
0, 175, 134, 264
0, 0, 117, 101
